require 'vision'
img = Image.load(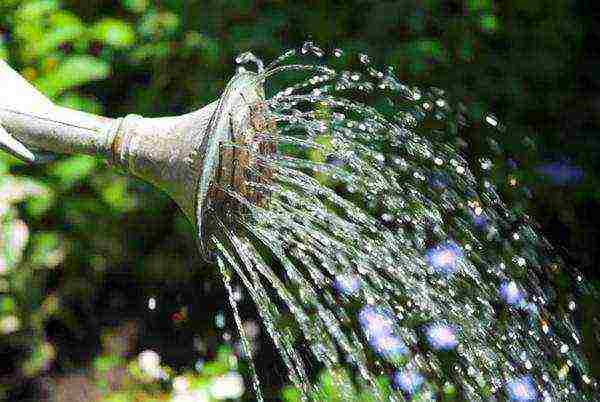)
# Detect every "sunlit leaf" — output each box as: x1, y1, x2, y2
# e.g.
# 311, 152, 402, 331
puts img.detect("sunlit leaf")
138, 10, 179, 37
121, 0, 148, 13
0, 296, 15, 314
48, 155, 98, 188
35, 55, 110, 98
91, 18, 136, 48
57, 93, 104, 115
34, 11, 86, 56
0, 35, 8, 61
